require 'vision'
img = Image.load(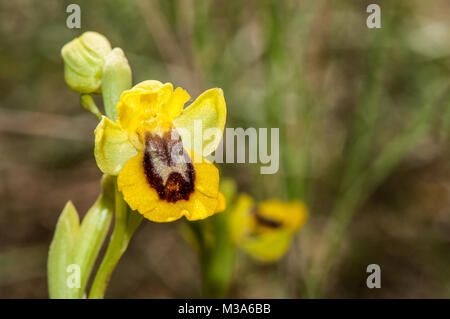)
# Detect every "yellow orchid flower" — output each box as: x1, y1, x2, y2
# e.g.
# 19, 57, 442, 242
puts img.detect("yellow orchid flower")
94, 80, 227, 222
230, 195, 307, 262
